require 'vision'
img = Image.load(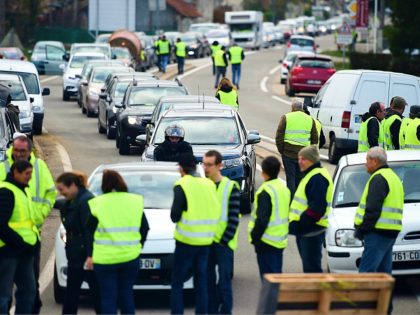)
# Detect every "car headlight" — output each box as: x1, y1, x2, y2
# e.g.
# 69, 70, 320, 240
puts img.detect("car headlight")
128, 116, 142, 125
19, 110, 31, 119
190, 44, 198, 49
33, 106, 42, 112
222, 158, 242, 169
112, 106, 118, 113
335, 229, 363, 247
